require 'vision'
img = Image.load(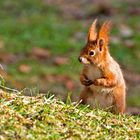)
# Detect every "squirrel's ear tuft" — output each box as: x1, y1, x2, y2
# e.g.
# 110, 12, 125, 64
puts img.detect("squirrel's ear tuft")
88, 19, 97, 41
98, 20, 112, 45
